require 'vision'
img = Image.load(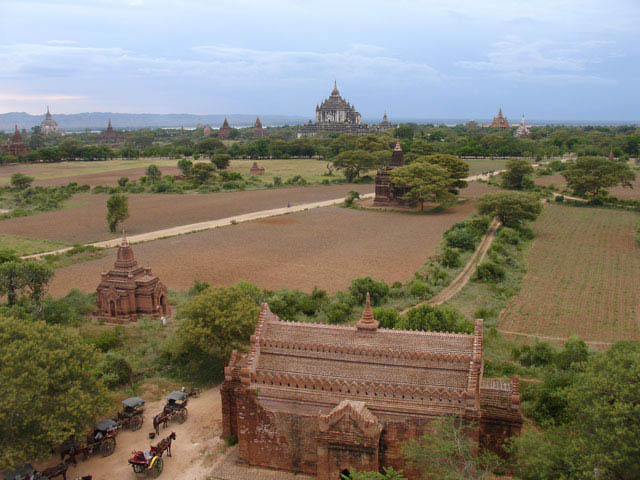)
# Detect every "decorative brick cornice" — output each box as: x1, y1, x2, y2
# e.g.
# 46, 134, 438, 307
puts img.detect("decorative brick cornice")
242, 303, 273, 384
258, 337, 472, 365
319, 400, 382, 439
251, 370, 468, 405
465, 319, 484, 412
